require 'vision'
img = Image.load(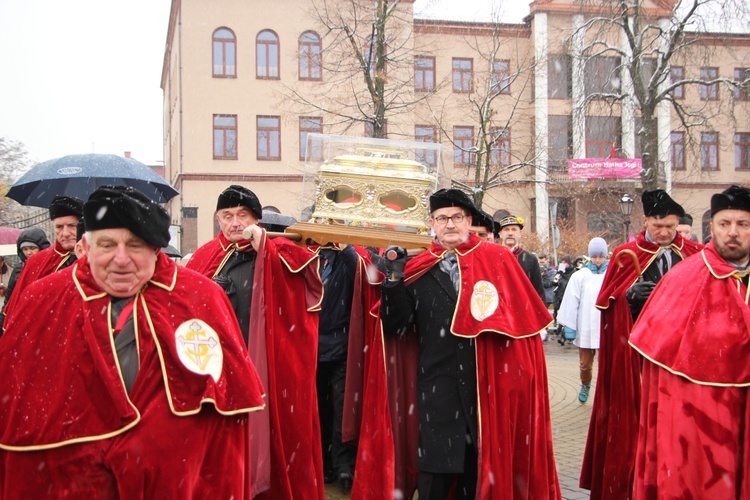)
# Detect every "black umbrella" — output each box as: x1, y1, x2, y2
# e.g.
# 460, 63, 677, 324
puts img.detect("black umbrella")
6, 154, 178, 208
261, 210, 297, 232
